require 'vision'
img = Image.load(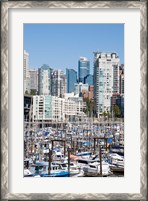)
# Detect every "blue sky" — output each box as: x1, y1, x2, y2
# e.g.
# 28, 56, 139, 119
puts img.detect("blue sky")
24, 24, 124, 74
